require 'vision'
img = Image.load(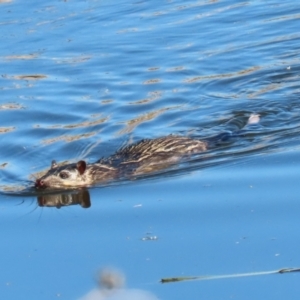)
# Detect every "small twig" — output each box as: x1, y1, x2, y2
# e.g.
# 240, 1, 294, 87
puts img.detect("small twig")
161, 267, 300, 284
